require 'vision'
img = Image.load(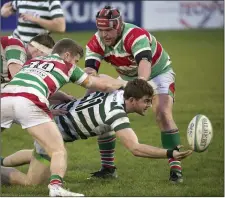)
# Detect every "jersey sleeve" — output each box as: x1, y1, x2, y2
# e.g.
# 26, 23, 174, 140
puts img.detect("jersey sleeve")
105, 106, 131, 132
70, 66, 88, 85
5, 37, 27, 66
11, 0, 17, 11
124, 28, 151, 58
49, 0, 64, 18
85, 34, 104, 71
